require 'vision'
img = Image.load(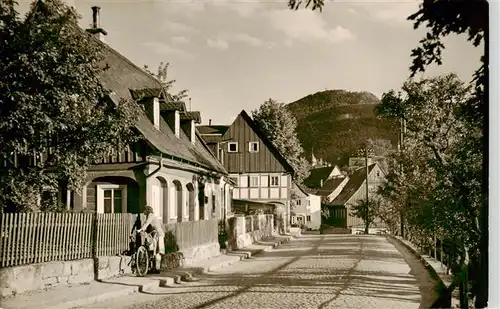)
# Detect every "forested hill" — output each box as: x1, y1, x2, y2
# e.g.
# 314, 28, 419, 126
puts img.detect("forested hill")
286, 90, 399, 168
